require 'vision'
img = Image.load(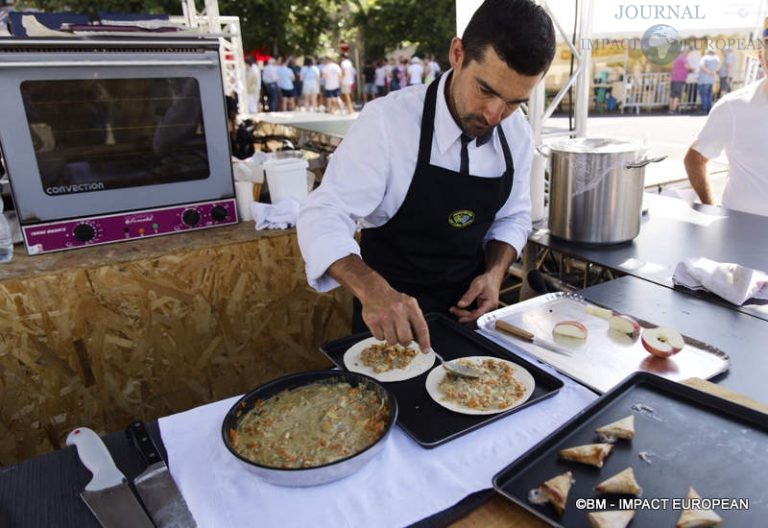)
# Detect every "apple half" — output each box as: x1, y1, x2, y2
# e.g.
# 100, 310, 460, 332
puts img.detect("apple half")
608, 315, 641, 339
585, 304, 613, 319
641, 327, 685, 358
553, 320, 588, 340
